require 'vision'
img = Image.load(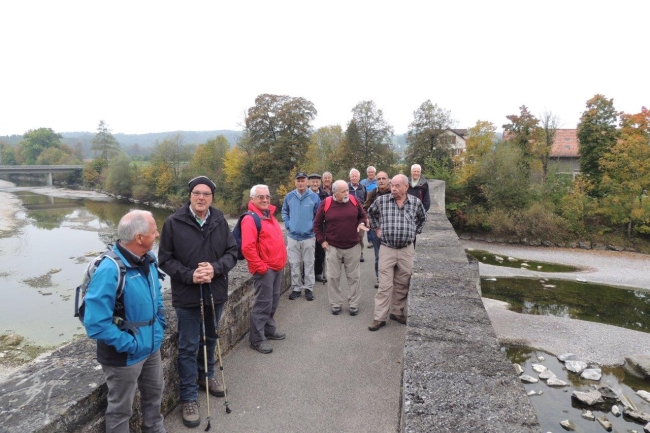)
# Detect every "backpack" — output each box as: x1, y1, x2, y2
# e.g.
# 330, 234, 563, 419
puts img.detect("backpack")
323, 195, 358, 212
232, 211, 262, 260
74, 244, 164, 333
